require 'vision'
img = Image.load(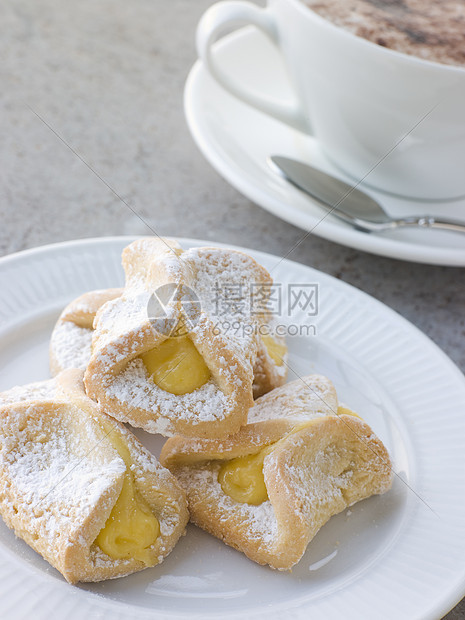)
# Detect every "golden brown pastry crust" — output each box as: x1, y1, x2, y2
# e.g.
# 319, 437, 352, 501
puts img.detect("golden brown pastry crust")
84, 238, 274, 438
49, 288, 122, 377
0, 369, 189, 584
161, 376, 393, 570
161, 375, 340, 463
52, 284, 285, 399
252, 318, 288, 399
